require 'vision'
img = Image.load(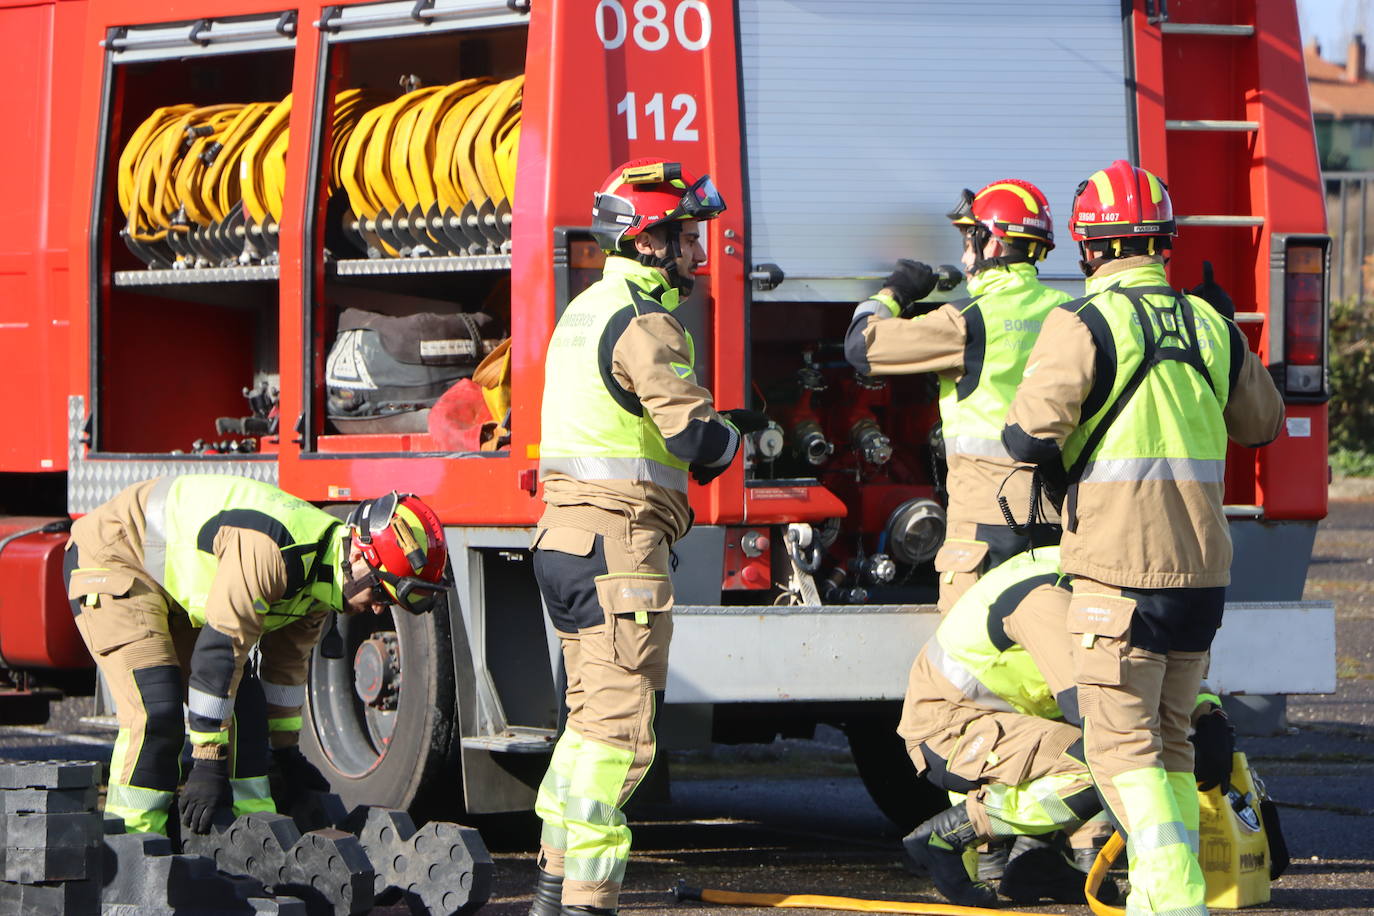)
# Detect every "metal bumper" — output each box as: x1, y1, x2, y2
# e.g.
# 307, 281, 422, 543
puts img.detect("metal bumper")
665, 600, 1337, 704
